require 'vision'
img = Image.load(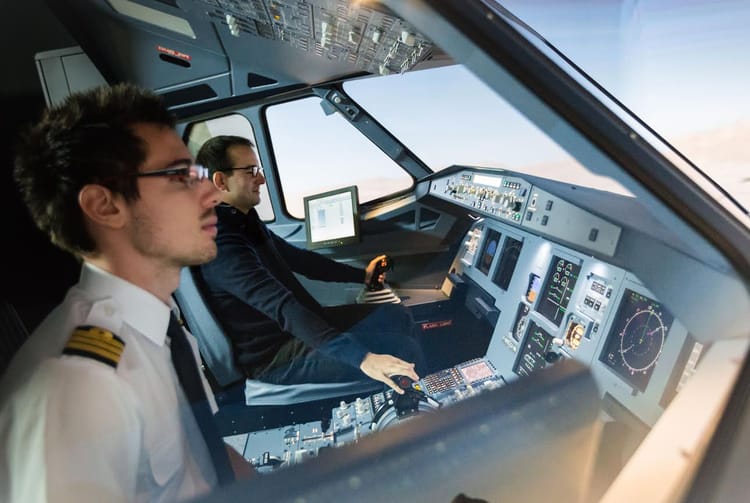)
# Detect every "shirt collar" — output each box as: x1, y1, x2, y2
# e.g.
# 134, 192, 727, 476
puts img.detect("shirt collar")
77, 262, 175, 346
